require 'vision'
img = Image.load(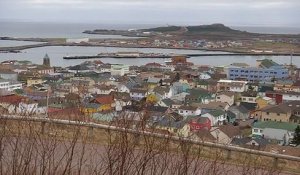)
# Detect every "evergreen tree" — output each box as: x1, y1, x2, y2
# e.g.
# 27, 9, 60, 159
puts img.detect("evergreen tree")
292, 125, 300, 145
174, 72, 180, 82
